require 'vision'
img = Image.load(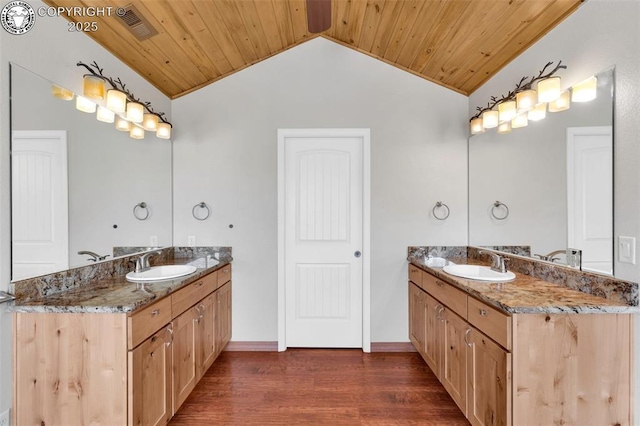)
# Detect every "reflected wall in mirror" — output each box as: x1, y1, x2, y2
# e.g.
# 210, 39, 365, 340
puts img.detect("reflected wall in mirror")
468, 67, 614, 275
10, 64, 173, 281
